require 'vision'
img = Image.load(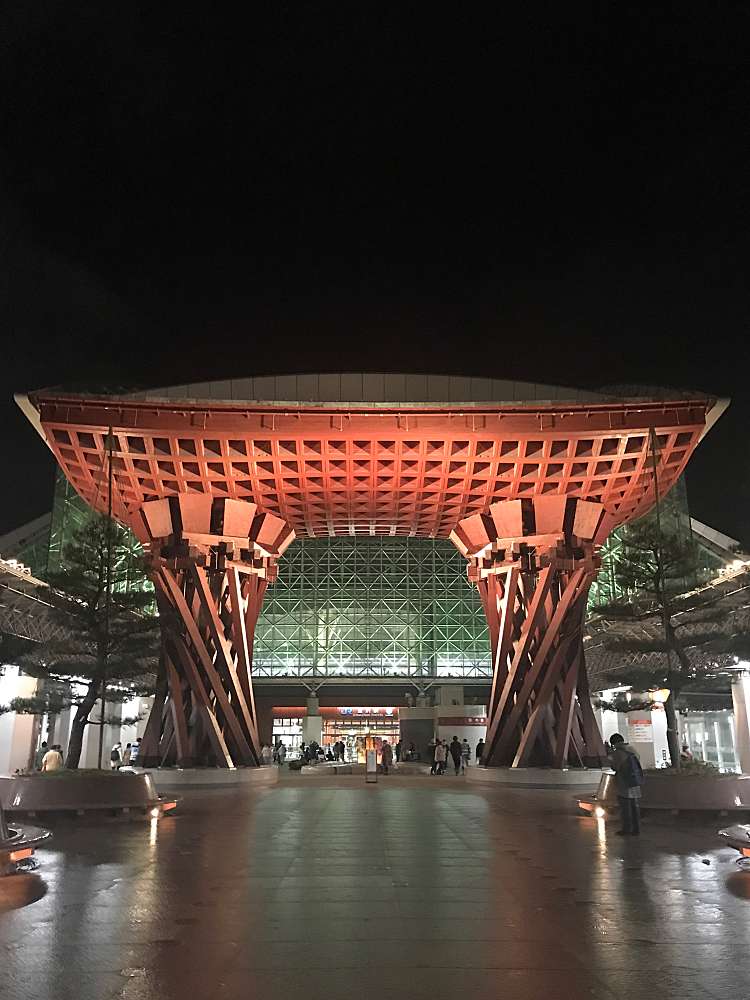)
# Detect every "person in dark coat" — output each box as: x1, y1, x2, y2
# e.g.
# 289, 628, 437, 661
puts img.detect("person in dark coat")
475, 738, 485, 763
449, 736, 463, 775
609, 733, 643, 836
35, 741, 48, 770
